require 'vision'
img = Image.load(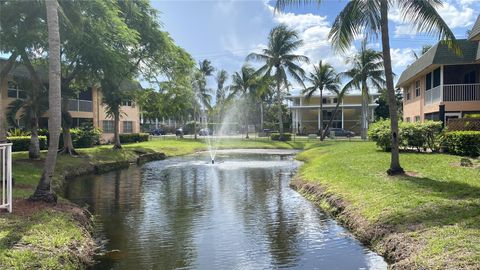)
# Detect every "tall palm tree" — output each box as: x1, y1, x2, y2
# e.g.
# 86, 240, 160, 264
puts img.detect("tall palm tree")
30, 0, 61, 203
342, 40, 385, 140
214, 69, 229, 123
276, 0, 457, 175
192, 59, 214, 139
7, 79, 48, 159
247, 24, 309, 140
231, 65, 257, 139
303, 60, 339, 140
